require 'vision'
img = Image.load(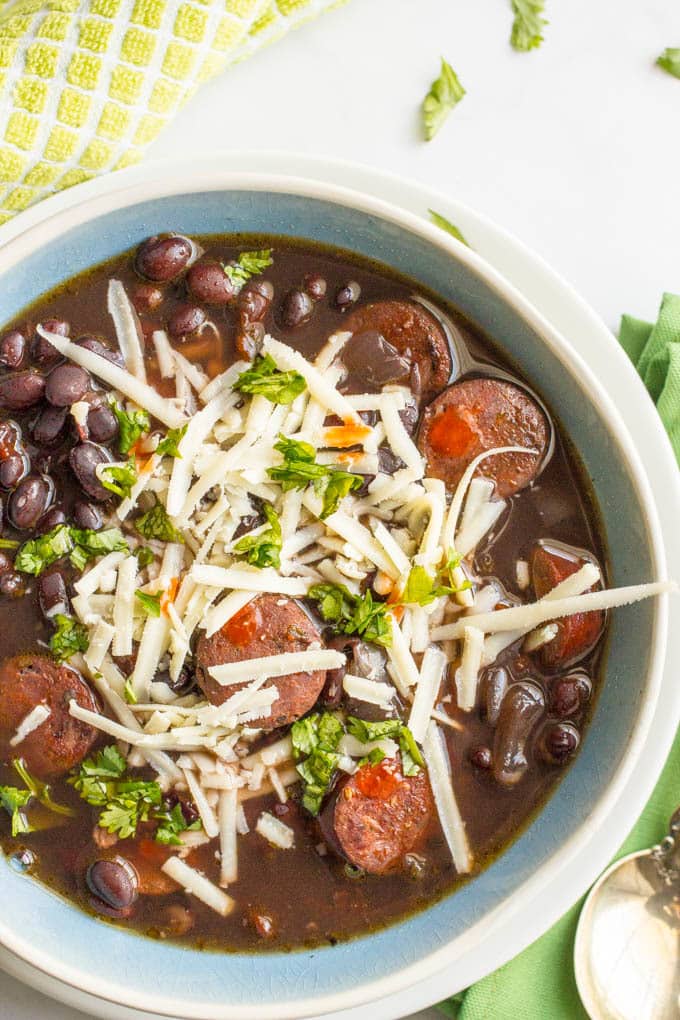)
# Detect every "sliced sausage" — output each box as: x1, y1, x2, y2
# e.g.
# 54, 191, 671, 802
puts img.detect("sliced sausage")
195, 594, 326, 730
342, 300, 452, 402
419, 378, 549, 498
329, 757, 433, 875
0, 654, 98, 777
531, 543, 604, 668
